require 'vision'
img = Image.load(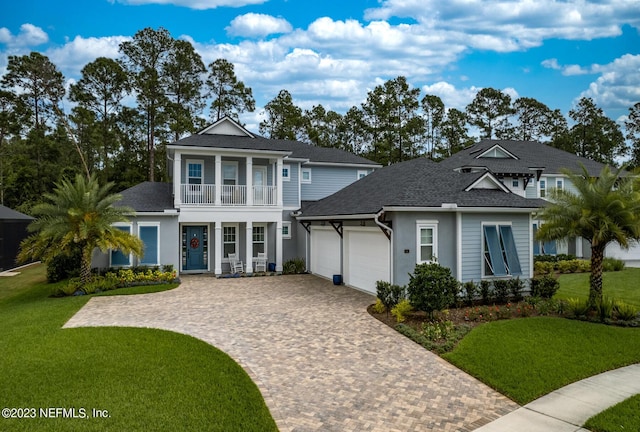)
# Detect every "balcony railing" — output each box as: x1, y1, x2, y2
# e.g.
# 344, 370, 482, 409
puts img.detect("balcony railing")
180, 184, 276, 206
